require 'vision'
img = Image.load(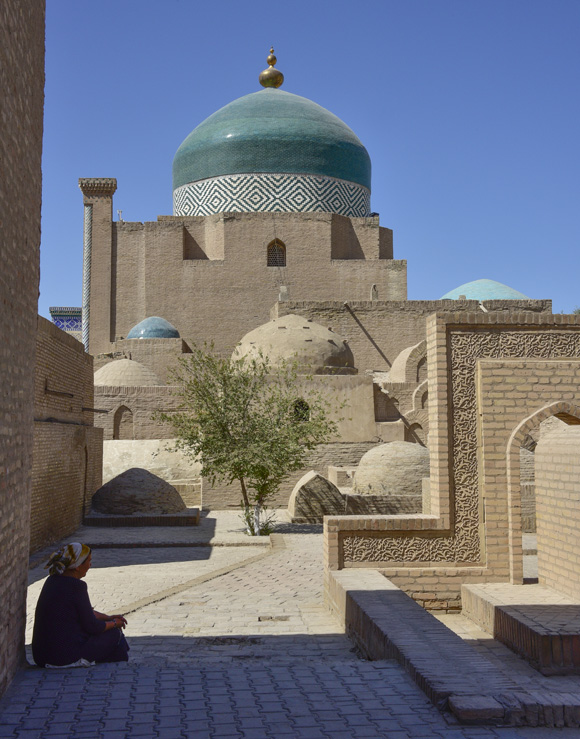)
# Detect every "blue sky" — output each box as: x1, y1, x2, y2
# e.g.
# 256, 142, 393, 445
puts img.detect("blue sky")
40, 0, 580, 317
